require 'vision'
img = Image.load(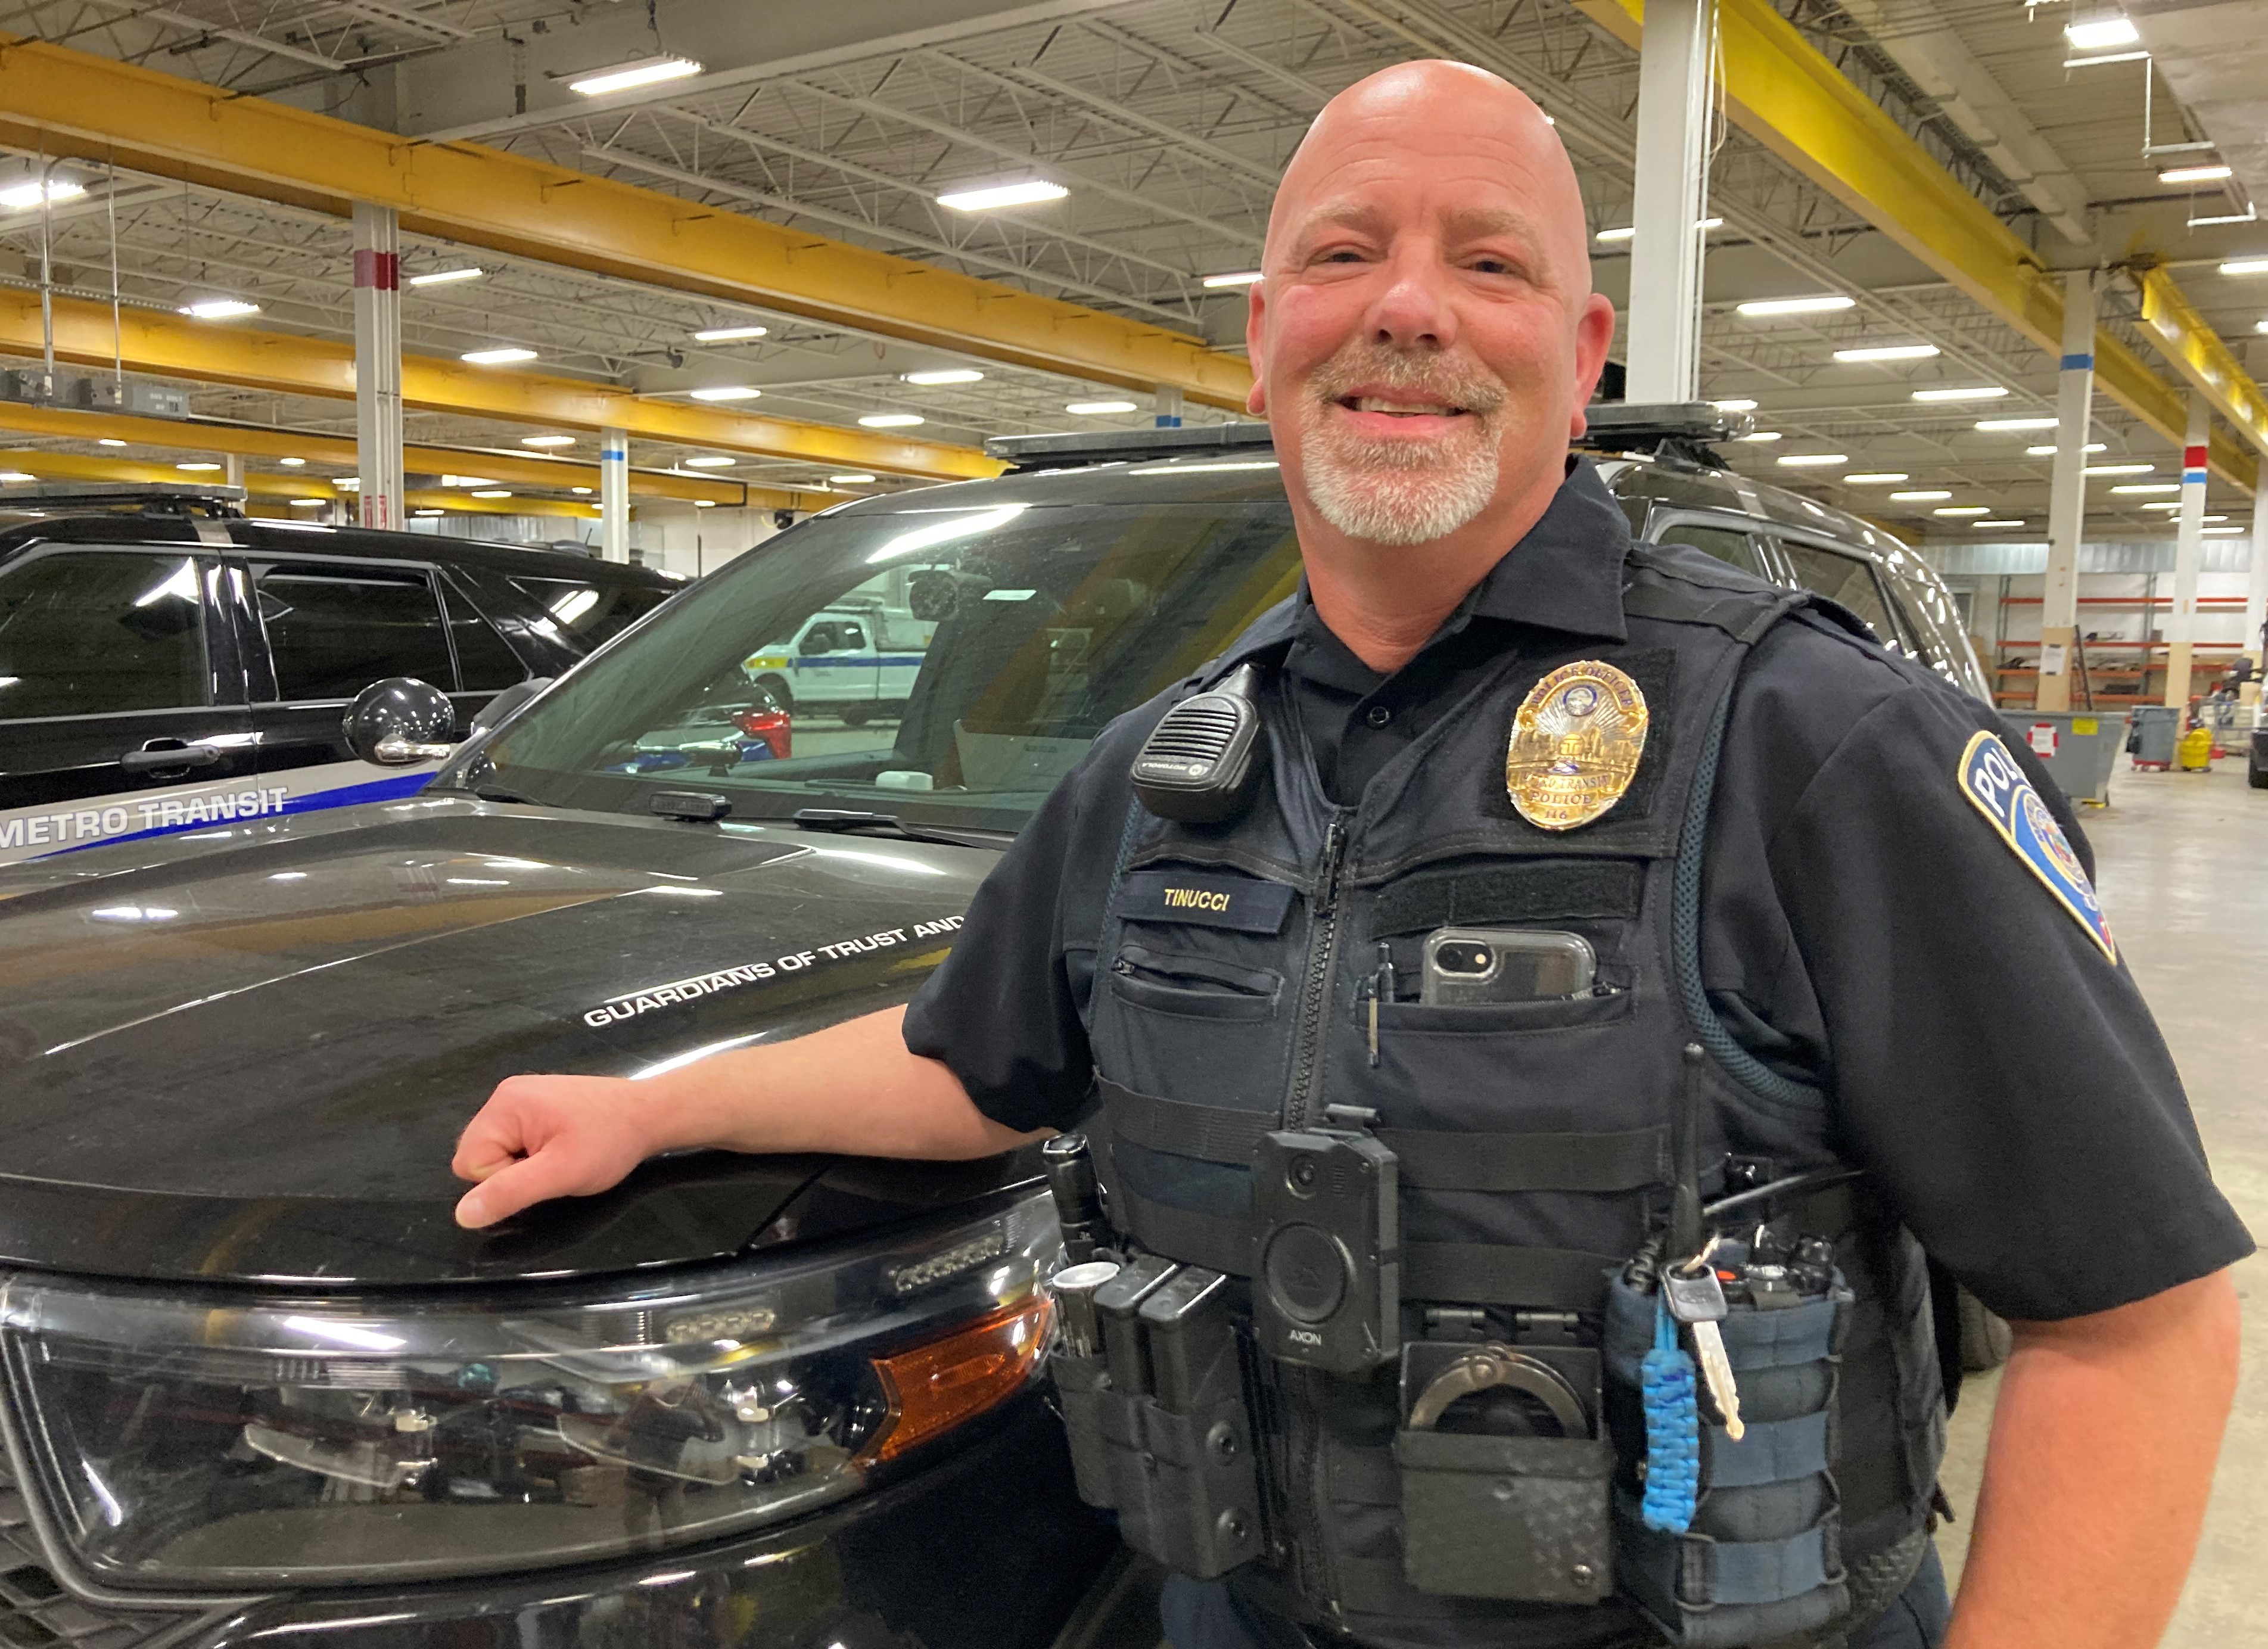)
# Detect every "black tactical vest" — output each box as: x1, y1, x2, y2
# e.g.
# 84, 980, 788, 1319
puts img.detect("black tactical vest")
1075, 539, 1947, 1647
